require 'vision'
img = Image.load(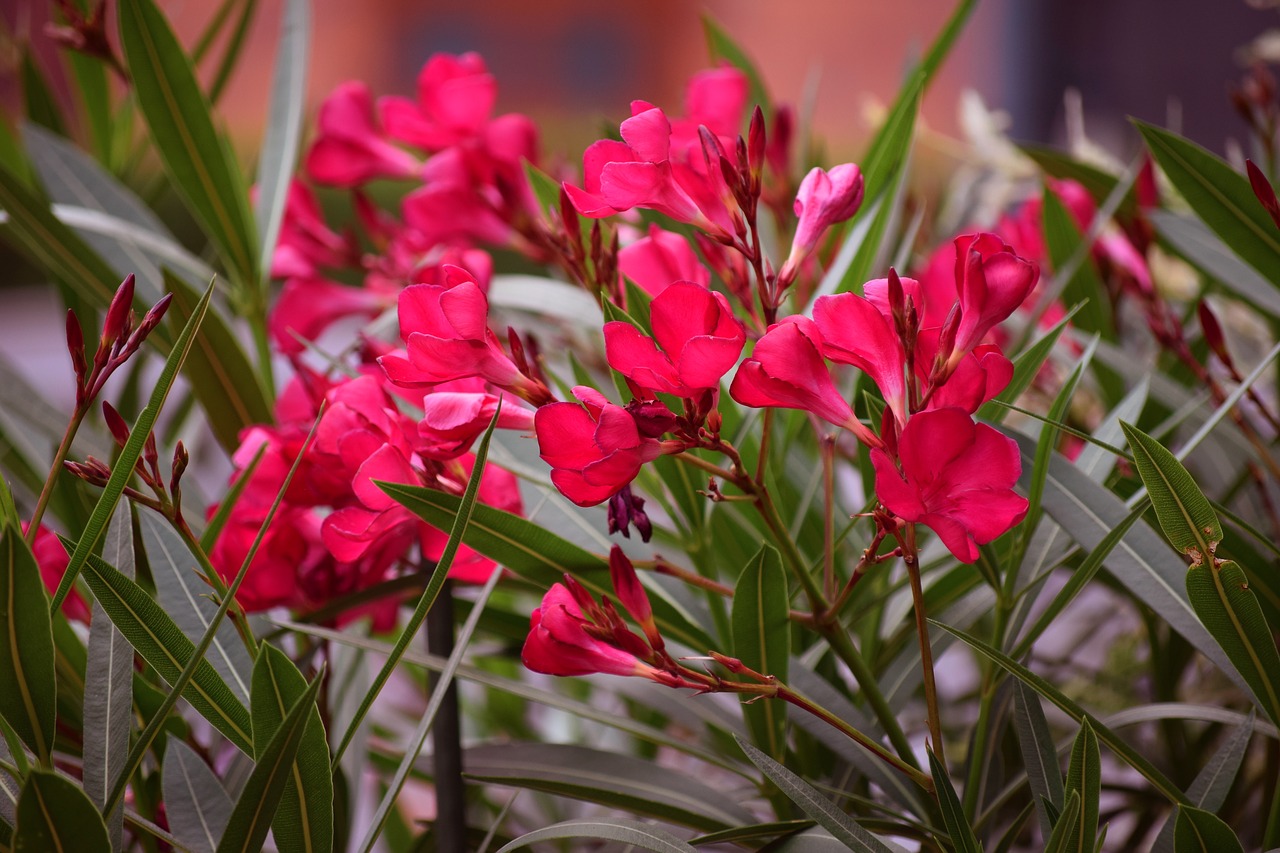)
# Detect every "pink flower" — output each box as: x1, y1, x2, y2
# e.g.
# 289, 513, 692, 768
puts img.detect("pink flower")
379, 53, 497, 151
618, 225, 709, 296
269, 278, 393, 355
950, 233, 1039, 362
789, 164, 864, 257
535, 387, 682, 506
604, 282, 745, 398
23, 522, 89, 623
871, 407, 1027, 563
417, 386, 536, 460
812, 292, 908, 426
380, 266, 549, 403
729, 317, 882, 447
522, 583, 658, 678
305, 82, 421, 187
267, 181, 356, 279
